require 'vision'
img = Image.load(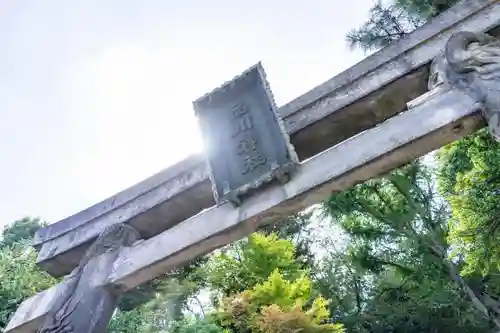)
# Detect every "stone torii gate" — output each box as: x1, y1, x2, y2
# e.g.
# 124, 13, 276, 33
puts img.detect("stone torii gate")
6, 0, 500, 332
